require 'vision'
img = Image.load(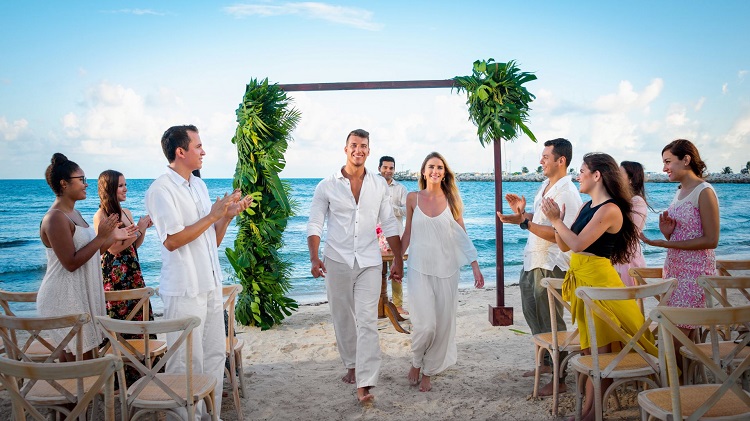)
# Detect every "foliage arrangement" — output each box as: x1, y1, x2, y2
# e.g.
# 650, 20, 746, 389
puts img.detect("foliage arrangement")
453, 59, 537, 145
227, 78, 300, 330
